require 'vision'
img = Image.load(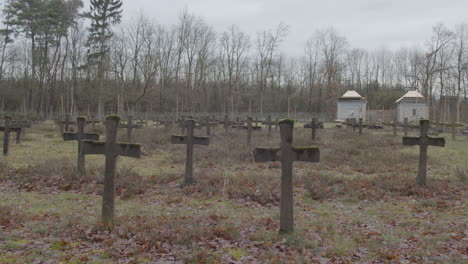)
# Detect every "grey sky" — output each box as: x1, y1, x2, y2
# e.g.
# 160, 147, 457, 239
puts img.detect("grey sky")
122, 0, 468, 56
